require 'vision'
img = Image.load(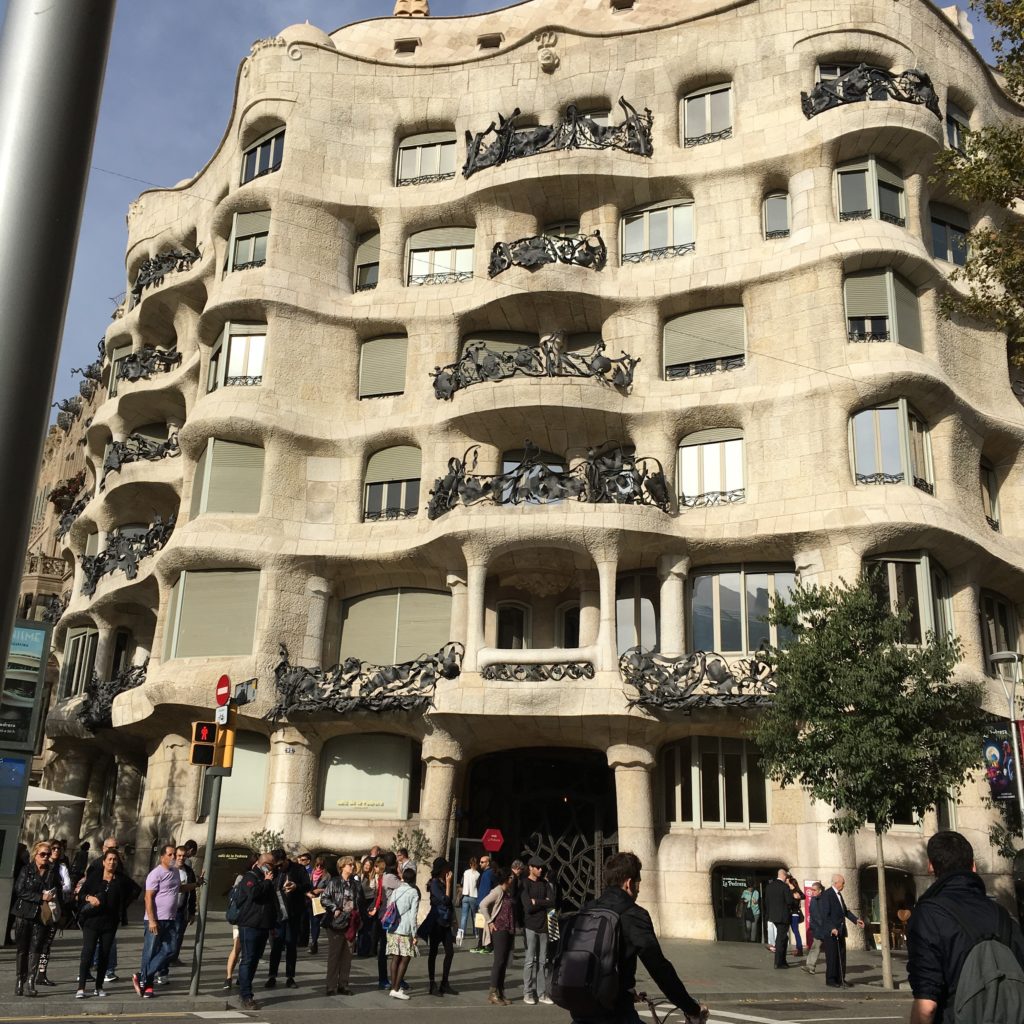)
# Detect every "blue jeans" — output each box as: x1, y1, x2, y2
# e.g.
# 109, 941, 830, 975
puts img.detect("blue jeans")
459, 896, 479, 936
139, 919, 176, 987
523, 927, 549, 999
238, 926, 269, 1000
790, 914, 804, 955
